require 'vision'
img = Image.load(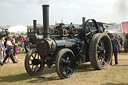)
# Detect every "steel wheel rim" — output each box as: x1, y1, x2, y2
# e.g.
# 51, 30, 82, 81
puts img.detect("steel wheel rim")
97, 37, 110, 67
26, 43, 30, 51
59, 52, 75, 77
